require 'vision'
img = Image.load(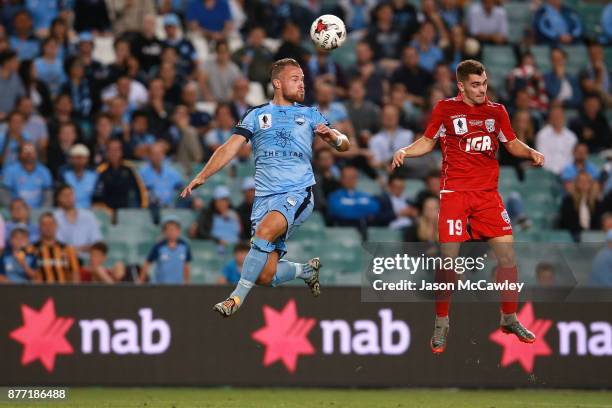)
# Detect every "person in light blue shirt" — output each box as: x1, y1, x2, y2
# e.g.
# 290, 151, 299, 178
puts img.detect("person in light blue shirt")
589, 230, 612, 287
9, 11, 40, 61
314, 80, 350, 126
181, 58, 351, 316
0, 111, 32, 168
2, 142, 52, 209
601, 4, 612, 45
140, 215, 192, 284
59, 144, 98, 209
560, 143, 599, 183
4, 198, 39, 246
26, 0, 59, 33
139, 142, 184, 208
533, 0, 583, 45
185, 0, 232, 40
410, 21, 443, 73
34, 37, 66, 97
0, 224, 37, 282
218, 242, 250, 285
